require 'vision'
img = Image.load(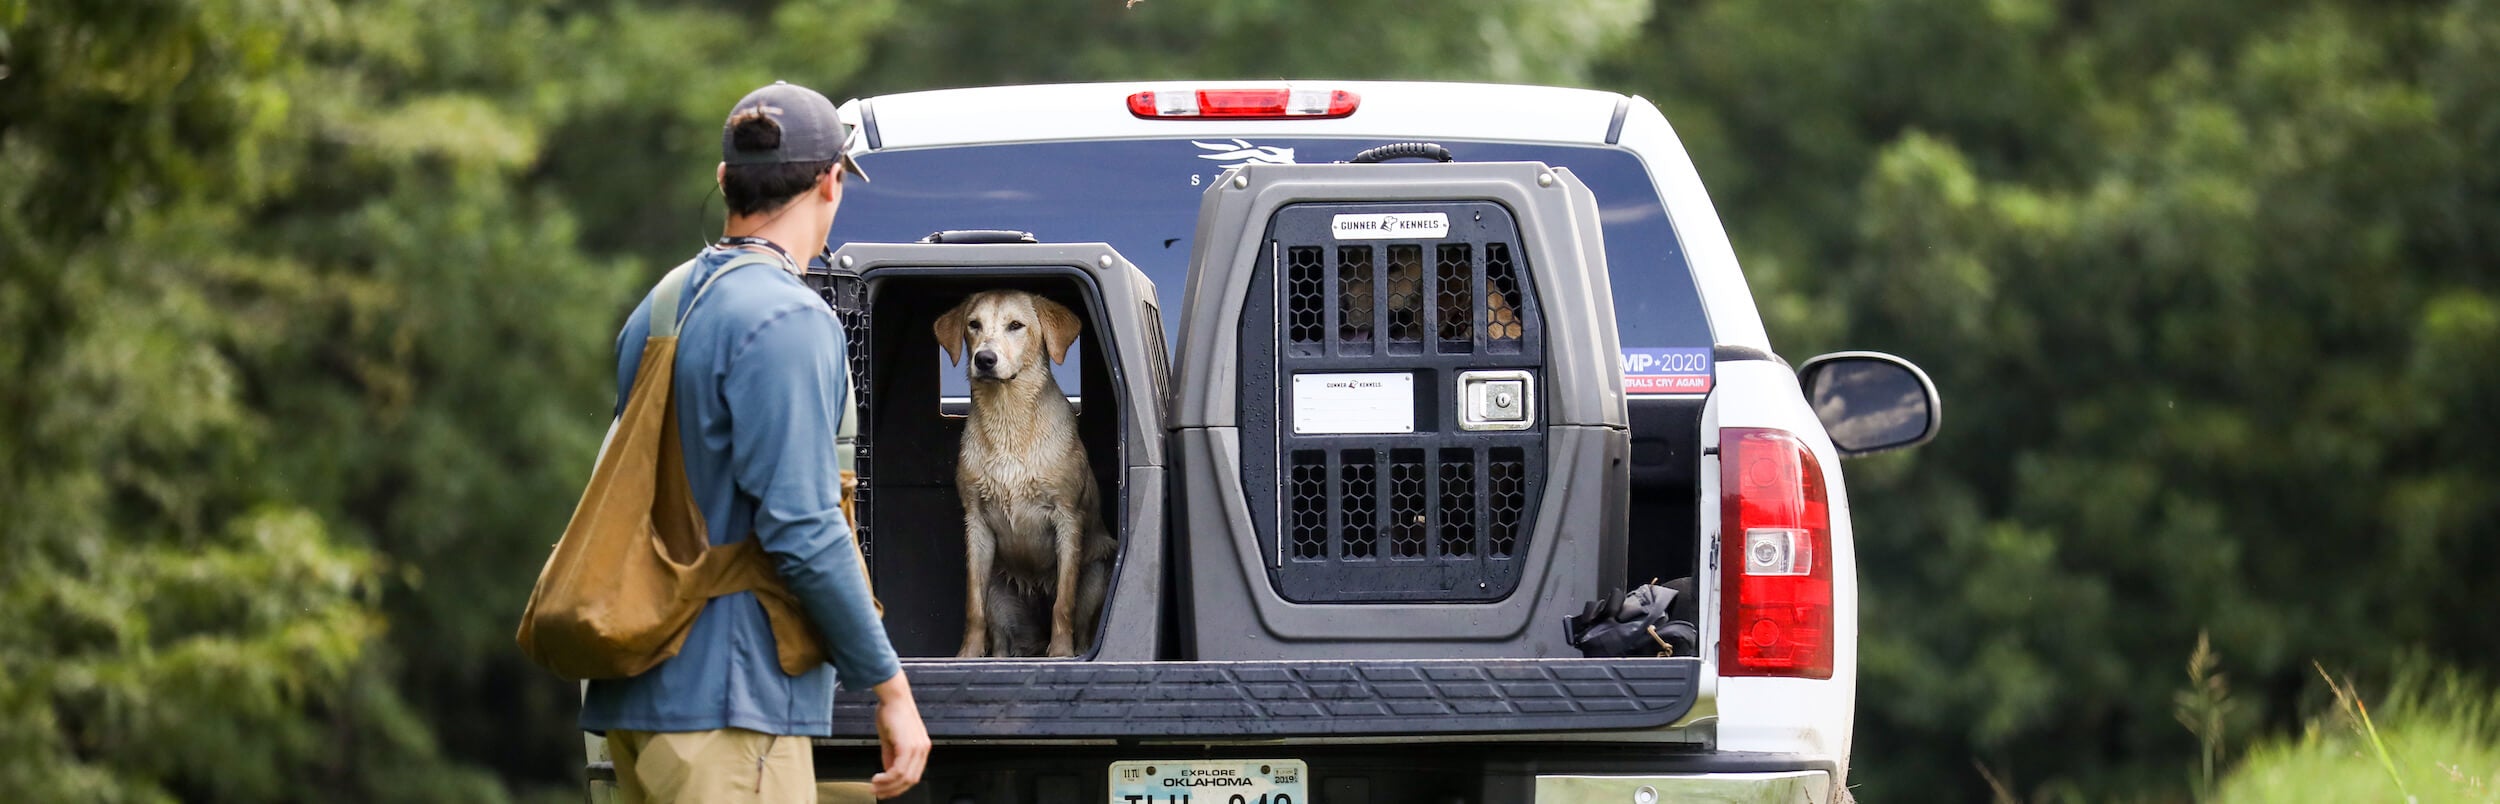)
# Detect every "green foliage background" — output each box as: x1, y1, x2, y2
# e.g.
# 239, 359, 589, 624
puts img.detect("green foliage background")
0, 0, 2492, 801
